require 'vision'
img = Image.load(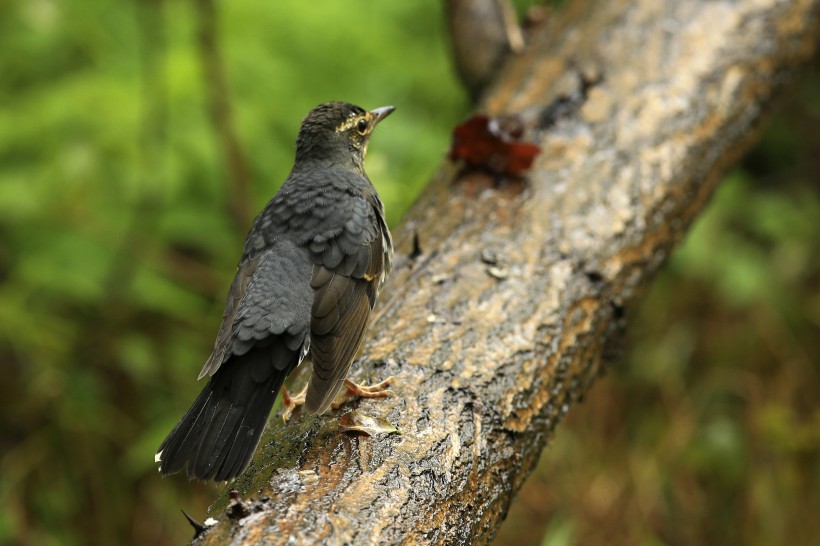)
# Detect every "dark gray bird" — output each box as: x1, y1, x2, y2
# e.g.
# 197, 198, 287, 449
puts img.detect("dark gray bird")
156, 102, 395, 481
